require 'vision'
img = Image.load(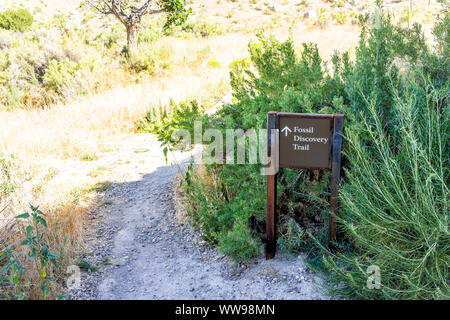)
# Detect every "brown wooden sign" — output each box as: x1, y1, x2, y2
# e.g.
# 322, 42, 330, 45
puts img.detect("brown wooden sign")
266, 112, 344, 259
